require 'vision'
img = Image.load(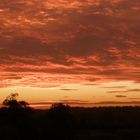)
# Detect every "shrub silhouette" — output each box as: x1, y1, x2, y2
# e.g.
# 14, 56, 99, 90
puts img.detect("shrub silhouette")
42, 103, 75, 140
47, 103, 71, 125
49, 103, 70, 114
